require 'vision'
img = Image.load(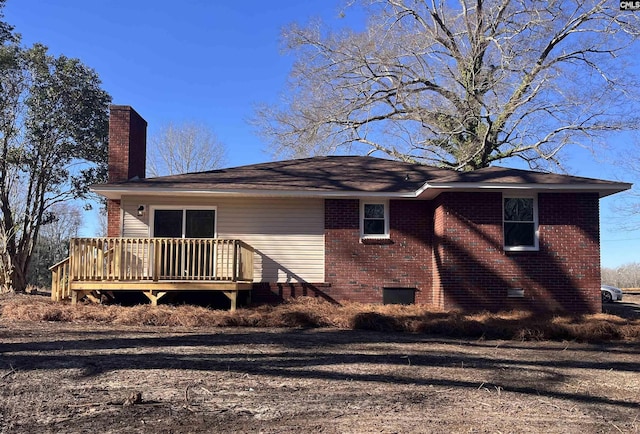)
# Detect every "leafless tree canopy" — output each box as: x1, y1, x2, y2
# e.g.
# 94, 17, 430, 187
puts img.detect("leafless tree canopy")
147, 122, 228, 177
602, 262, 640, 289
611, 138, 640, 229
255, 0, 640, 170
27, 202, 82, 288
